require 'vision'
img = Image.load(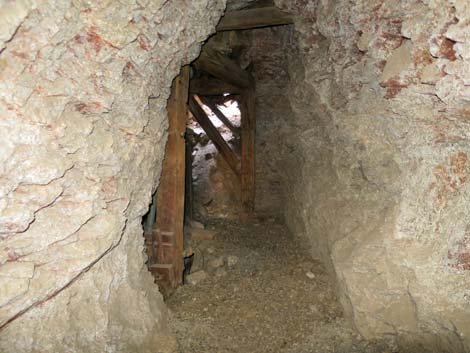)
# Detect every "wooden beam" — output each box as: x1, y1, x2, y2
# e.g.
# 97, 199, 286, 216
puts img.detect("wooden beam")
239, 86, 256, 222
189, 95, 240, 176
193, 48, 253, 88
202, 99, 240, 135
151, 66, 189, 294
190, 76, 242, 96
217, 7, 294, 31
184, 130, 194, 224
